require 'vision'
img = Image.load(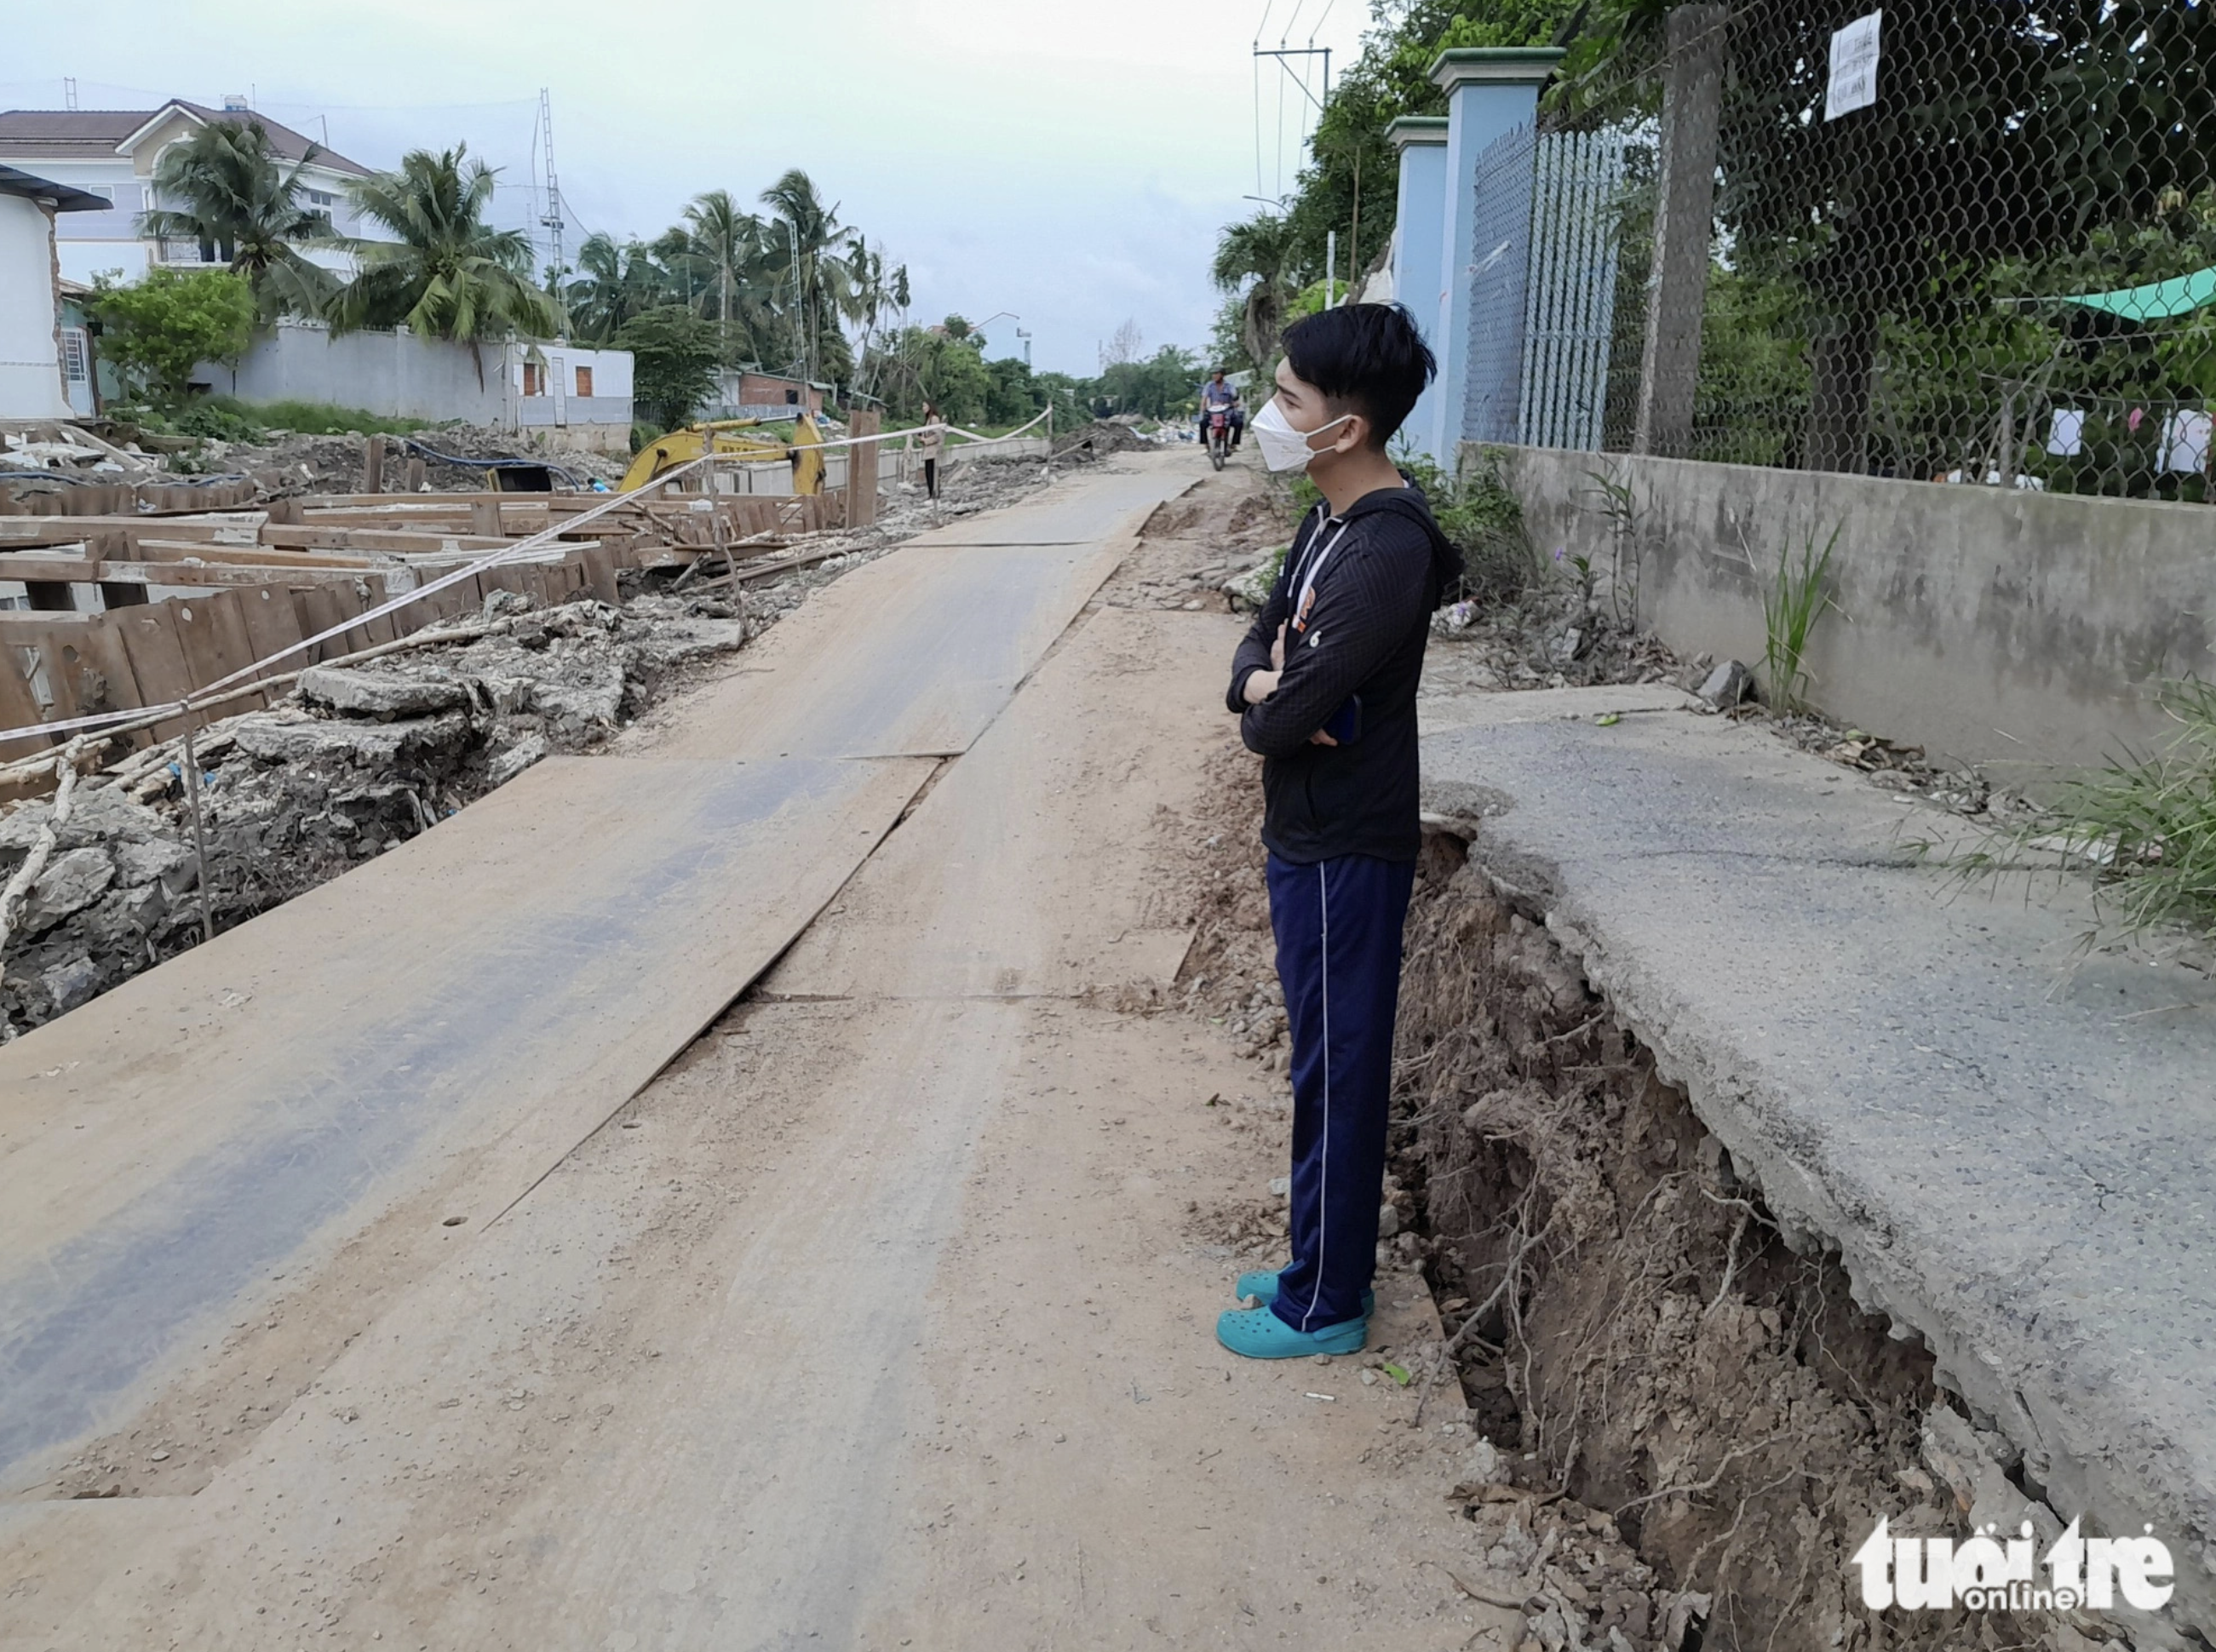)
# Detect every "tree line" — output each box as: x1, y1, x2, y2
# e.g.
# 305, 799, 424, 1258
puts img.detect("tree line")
99, 116, 1226, 440
1211, 0, 2216, 495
